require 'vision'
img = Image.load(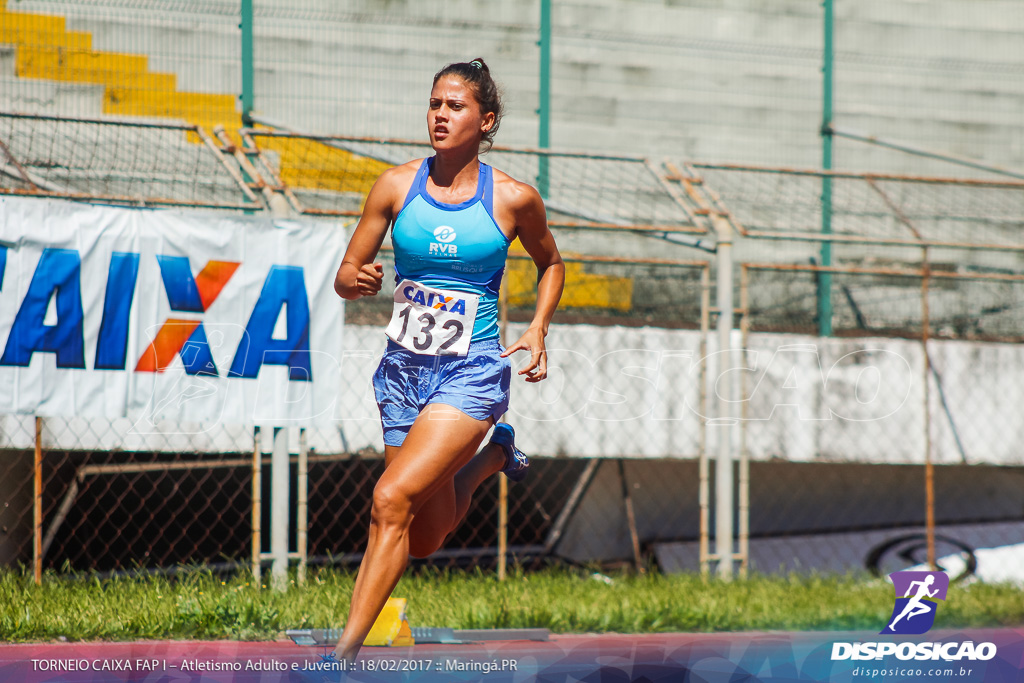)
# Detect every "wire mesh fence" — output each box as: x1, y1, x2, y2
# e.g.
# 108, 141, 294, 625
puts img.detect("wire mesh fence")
831, 0, 1024, 176
3, 0, 1024, 175
730, 276, 1024, 579
693, 163, 1024, 248
1, 0, 241, 133
674, 160, 1024, 579
0, 252, 710, 574
0, 117, 715, 574
3, 116, 1024, 585
241, 129, 702, 235
691, 162, 1024, 342
0, 111, 259, 208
